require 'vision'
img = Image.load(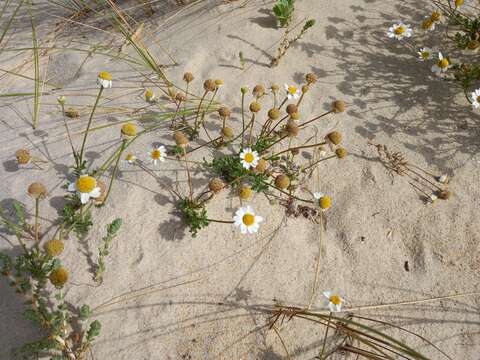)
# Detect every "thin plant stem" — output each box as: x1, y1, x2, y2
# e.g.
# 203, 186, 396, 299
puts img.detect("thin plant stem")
183, 148, 193, 200
34, 198, 40, 248
319, 312, 332, 359
247, 113, 256, 145
103, 139, 127, 204
79, 86, 104, 166
241, 92, 246, 147
269, 141, 327, 159
298, 110, 333, 128
193, 90, 208, 131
